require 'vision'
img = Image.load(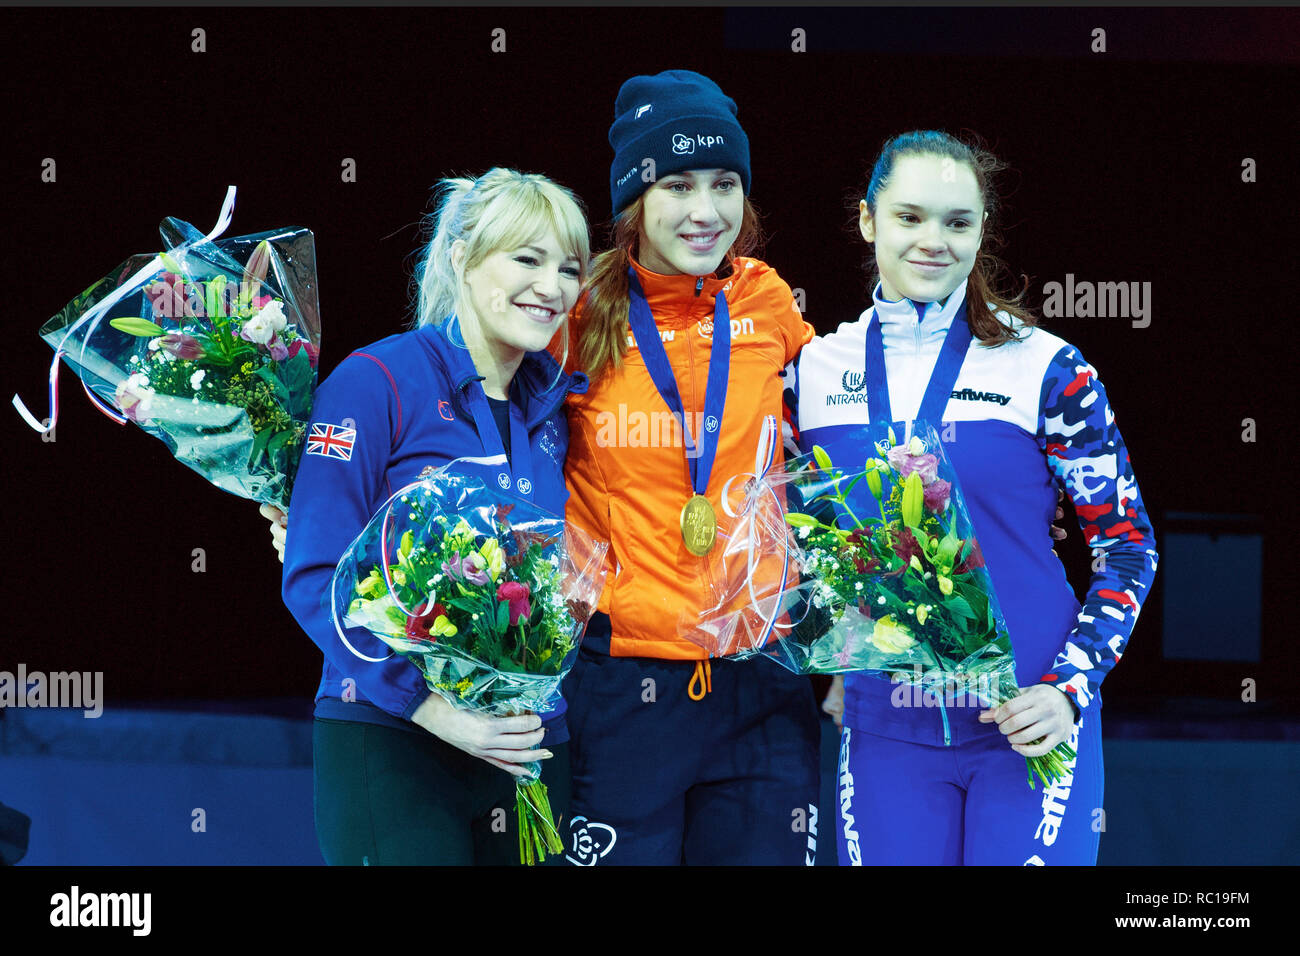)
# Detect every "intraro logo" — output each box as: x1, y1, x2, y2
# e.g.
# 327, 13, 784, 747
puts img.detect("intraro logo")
842, 371, 865, 393
671, 133, 695, 155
